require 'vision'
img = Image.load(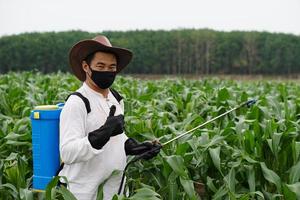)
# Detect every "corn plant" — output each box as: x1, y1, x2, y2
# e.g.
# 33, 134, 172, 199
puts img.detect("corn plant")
1, 72, 300, 199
